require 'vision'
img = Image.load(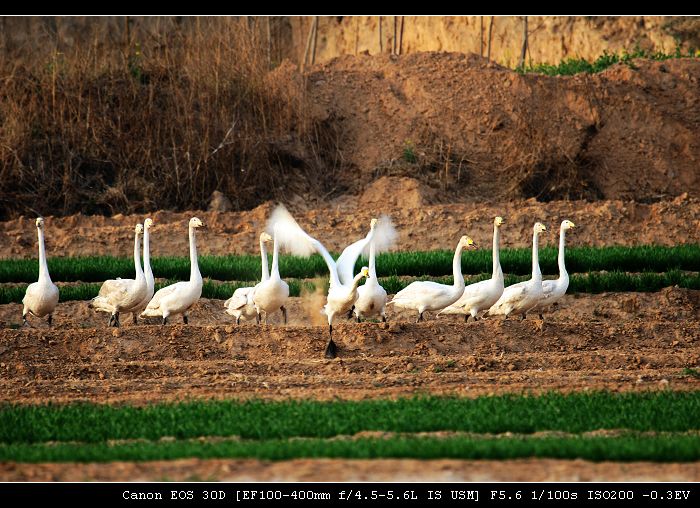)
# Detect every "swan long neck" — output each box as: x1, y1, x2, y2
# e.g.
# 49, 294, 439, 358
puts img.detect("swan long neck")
492, 224, 502, 281
368, 238, 377, 279
271, 228, 281, 280
452, 242, 466, 290
133, 231, 144, 280
259, 237, 270, 282
189, 225, 201, 283
143, 227, 152, 282
37, 226, 51, 284
351, 272, 365, 293
532, 229, 542, 282
558, 226, 568, 280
